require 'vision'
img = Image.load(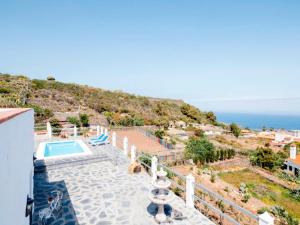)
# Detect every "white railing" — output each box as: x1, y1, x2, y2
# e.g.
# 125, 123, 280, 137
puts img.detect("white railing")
35, 123, 107, 139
